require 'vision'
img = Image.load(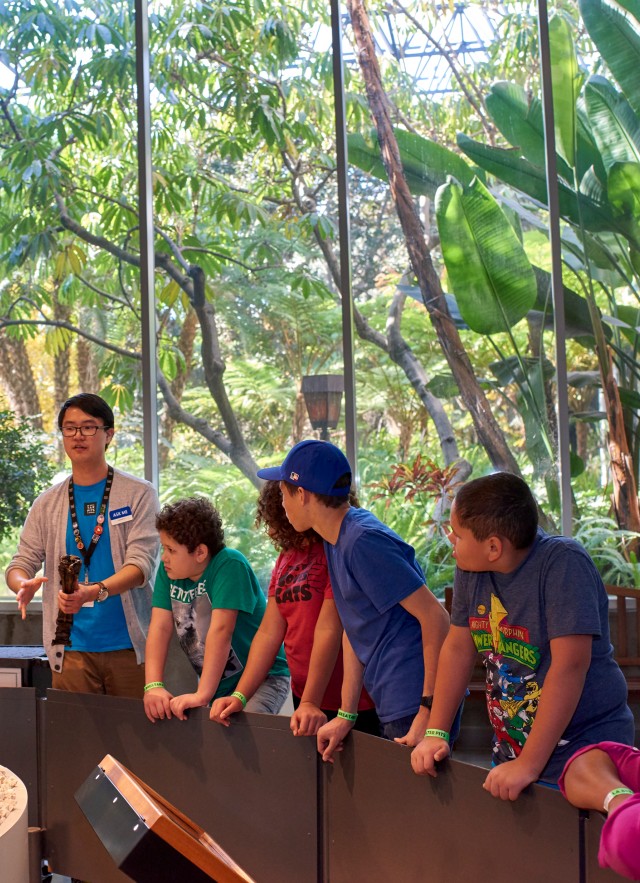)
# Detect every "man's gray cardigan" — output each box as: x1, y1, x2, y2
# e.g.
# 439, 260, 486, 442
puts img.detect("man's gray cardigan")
5, 467, 159, 672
